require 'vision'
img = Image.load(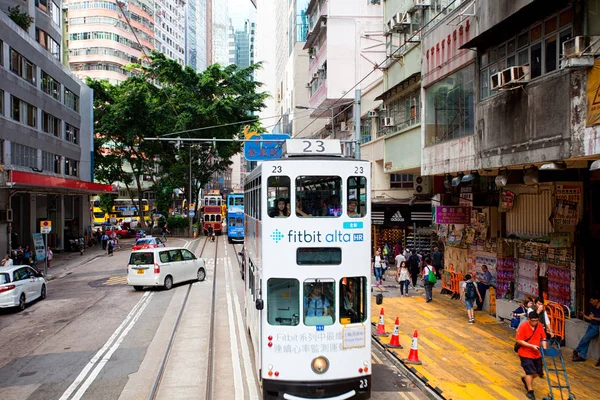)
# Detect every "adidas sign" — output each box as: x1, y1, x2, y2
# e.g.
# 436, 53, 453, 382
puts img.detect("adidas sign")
390, 211, 404, 222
